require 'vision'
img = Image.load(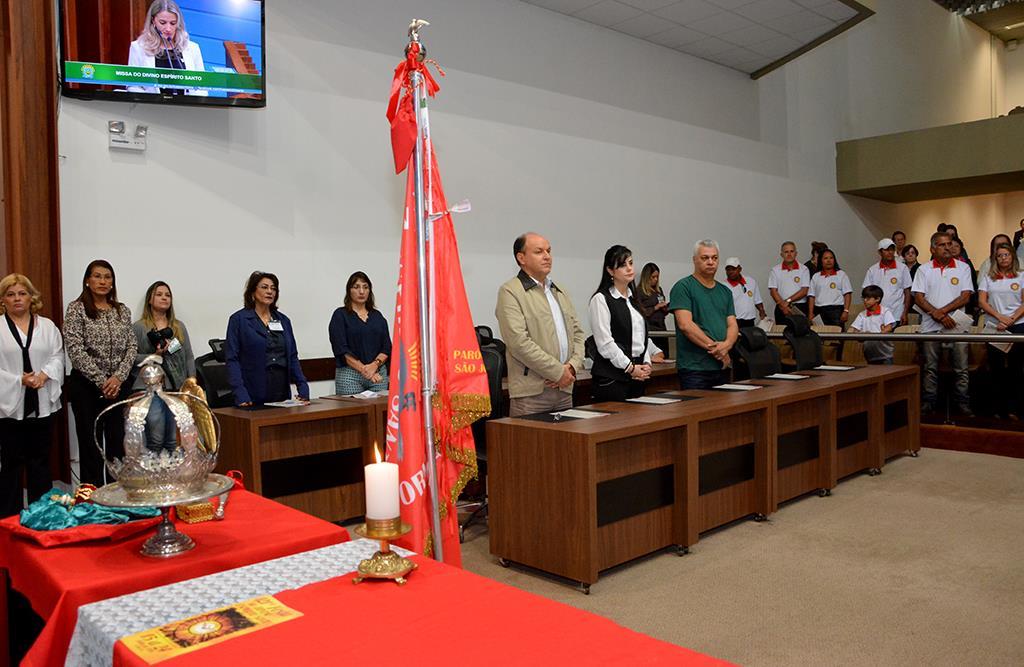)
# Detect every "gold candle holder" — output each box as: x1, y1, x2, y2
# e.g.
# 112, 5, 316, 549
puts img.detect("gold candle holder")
352, 517, 417, 586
